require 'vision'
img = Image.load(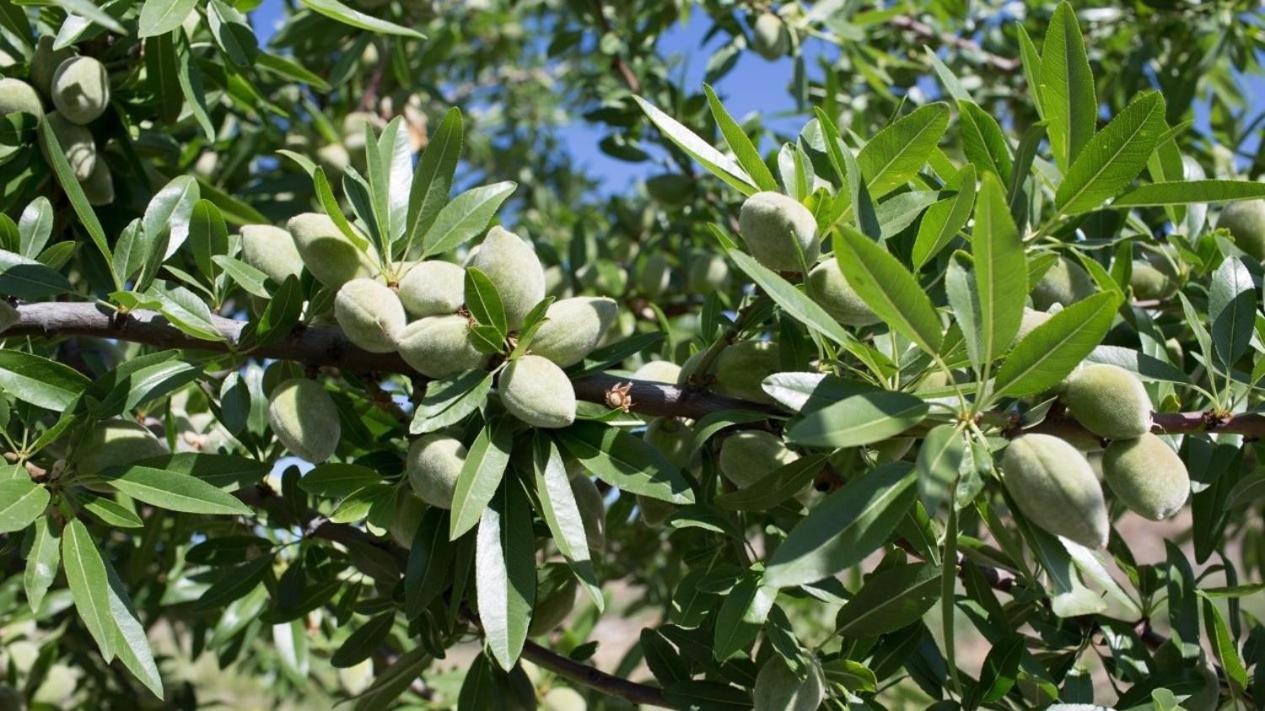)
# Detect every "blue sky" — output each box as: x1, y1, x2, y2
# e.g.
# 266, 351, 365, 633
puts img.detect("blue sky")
252, 2, 1263, 191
